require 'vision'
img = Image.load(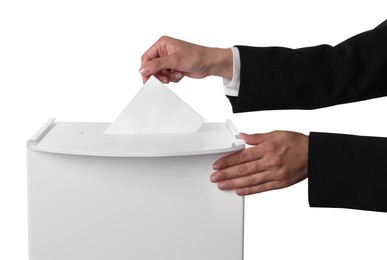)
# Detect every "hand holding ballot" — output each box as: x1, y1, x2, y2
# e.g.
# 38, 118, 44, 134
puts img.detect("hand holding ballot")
140, 36, 233, 83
